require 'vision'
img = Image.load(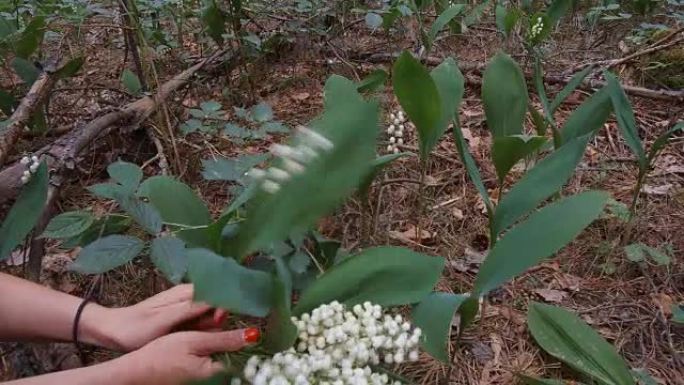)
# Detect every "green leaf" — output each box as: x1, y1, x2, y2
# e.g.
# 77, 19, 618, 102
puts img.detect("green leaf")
647, 122, 683, 164
605, 72, 646, 169
547, 0, 575, 24
631, 369, 659, 385
200, 100, 222, 112
11, 57, 39, 85
412, 292, 467, 362
482, 53, 528, 138
70, 235, 144, 274
293, 246, 444, 315
550, 66, 593, 113
357, 69, 388, 93
475, 191, 609, 296
0, 89, 17, 116
261, 121, 289, 134
516, 374, 567, 385
429, 57, 465, 156
117, 195, 163, 235
358, 153, 408, 199
561, 87, 612, 143
492, 135, 548, 182
427, 4, 466, 49
492, 136, 590, 235
672, 304, 684, 324
138, 176, 211, 227
0, 162, 48, 260
503, 8, 522, 36
231, 76, 378, 256
15, 16, 45, 59
54, 56, 85, 79
41, 211, 94, 239
150, 236, 187, 284
88, 183, 128, 200
181, 119, 205, 135
187, 248, 274, 317
201, 153, 270, 182
463, 0, 491, 28
61, 215, 131, 248
365, 12, 383, 29
201, 0, 226, 44
121, 69, 142, 95
107, 161, 143, 192
623, 243, 670, 265
453, 123, 492, 214
393, 51, 442, 160
251, 102, 273, 123
495, 4, 507, 33
528, 302, 635, 385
